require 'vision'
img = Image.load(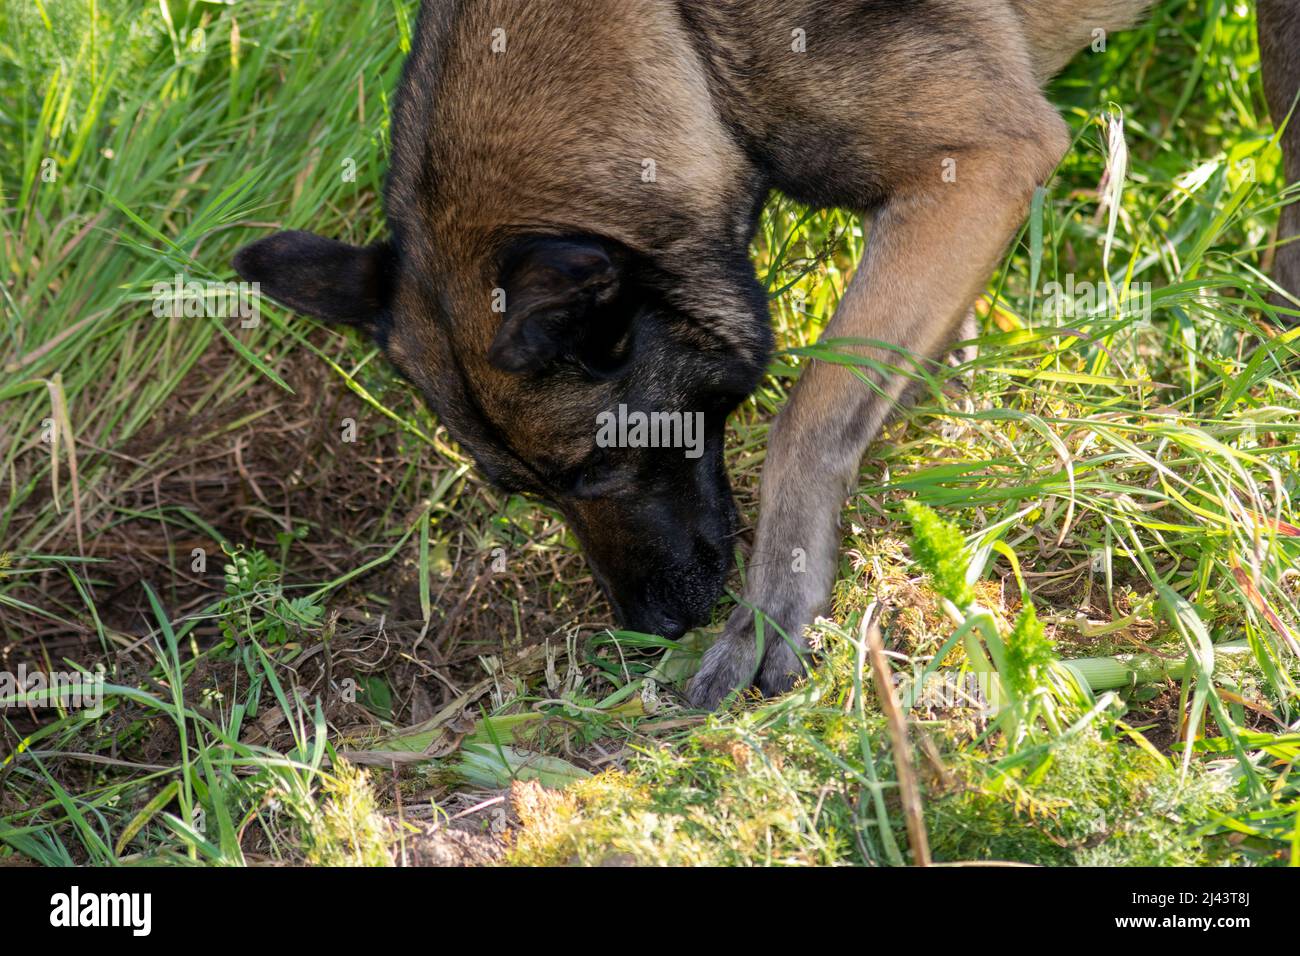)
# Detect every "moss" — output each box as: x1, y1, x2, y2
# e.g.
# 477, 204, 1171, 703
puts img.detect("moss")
926, 730, 1242, 866
306, 761, 394, 867
508, 684, 1252, 867
506, 716, 872, 866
